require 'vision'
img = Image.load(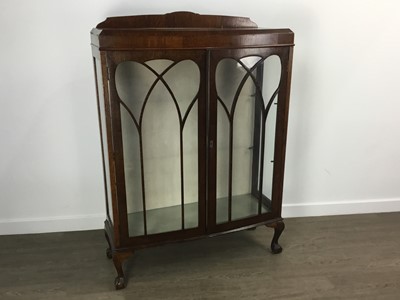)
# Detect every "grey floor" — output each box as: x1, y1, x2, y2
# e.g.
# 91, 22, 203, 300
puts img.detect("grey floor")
0, 212, 399, 300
